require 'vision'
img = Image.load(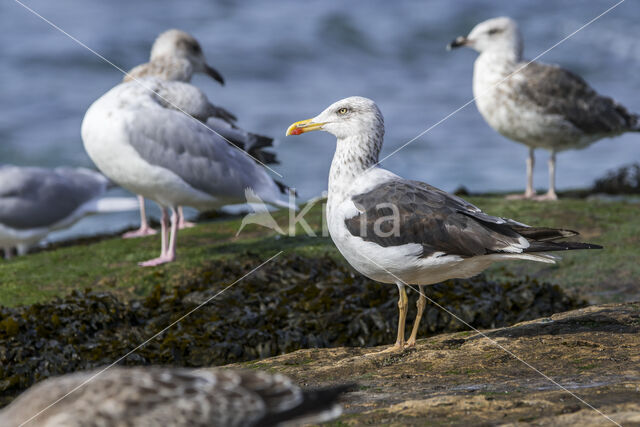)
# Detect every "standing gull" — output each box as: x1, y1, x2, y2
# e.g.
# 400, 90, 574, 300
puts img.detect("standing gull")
0, 366, 350, 427
82, 78, 292, 266
123, 29, 278, 237
287, 96, 601, 352
448, 17, 640, 200
0, 165, 137, 258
